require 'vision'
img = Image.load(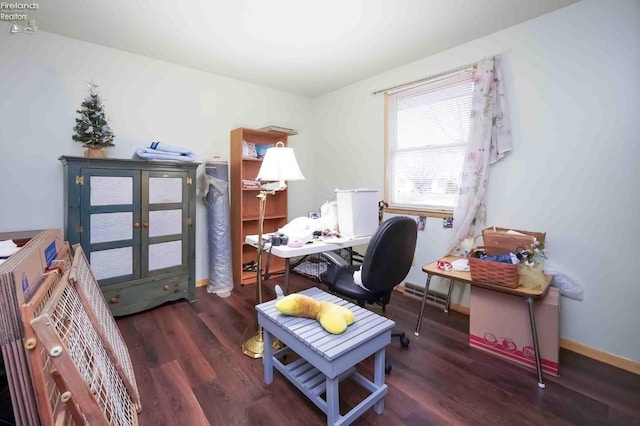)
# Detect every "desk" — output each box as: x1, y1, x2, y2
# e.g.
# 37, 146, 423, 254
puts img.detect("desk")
257, 287, 394, 425
245, 234, 371, 294
415, 255, 553, 388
